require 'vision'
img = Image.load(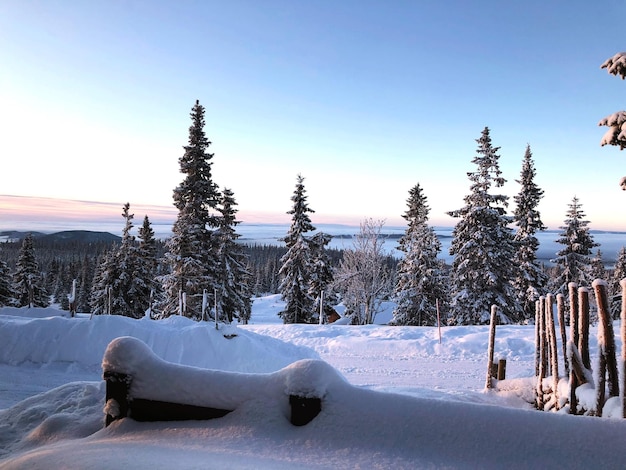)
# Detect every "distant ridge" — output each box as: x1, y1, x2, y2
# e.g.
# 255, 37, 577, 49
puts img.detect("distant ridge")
0, 230, 120, 243
42, 230, 120, 243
